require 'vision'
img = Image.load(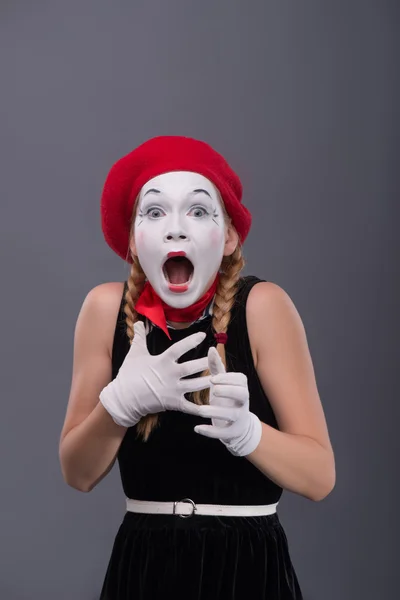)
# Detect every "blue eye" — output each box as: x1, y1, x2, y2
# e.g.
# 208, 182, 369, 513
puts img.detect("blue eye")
145, 207, 165, 219
189, 206, 209, 218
